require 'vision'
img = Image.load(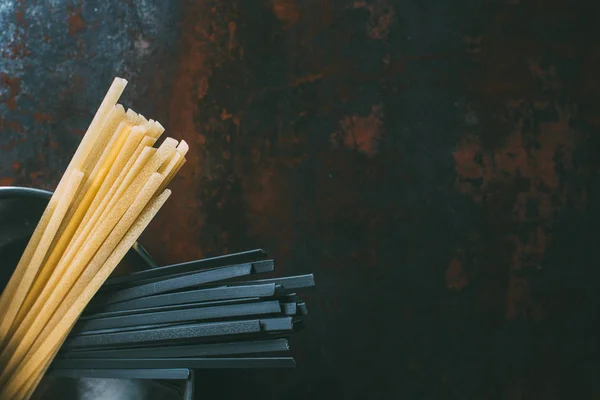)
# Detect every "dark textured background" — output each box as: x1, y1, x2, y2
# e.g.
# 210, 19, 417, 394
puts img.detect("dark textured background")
2, 0, 600, 399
